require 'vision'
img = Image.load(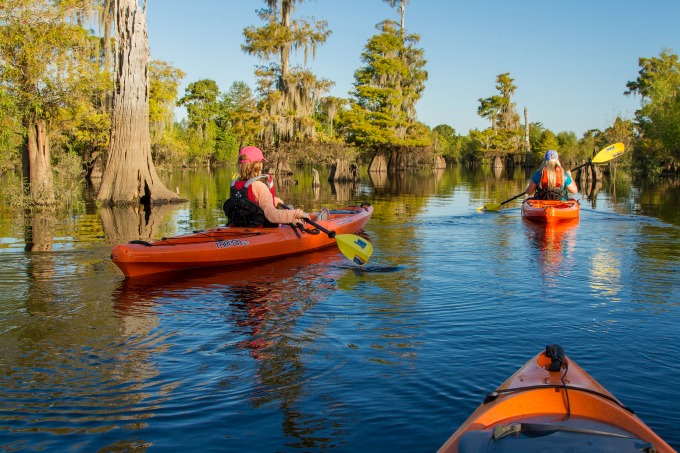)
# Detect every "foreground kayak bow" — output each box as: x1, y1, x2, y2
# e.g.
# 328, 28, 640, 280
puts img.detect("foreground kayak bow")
438, 344, 674, 452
